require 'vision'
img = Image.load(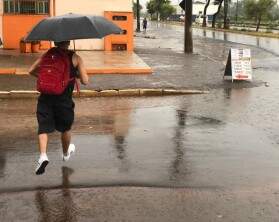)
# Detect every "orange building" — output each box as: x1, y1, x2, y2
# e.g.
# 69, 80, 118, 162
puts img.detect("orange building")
1, 0, 133, 51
